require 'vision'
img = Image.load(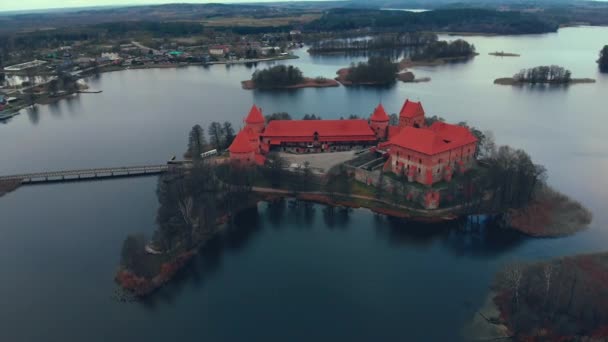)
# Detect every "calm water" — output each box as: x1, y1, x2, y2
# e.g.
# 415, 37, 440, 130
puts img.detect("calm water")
1, 27, 607, 341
